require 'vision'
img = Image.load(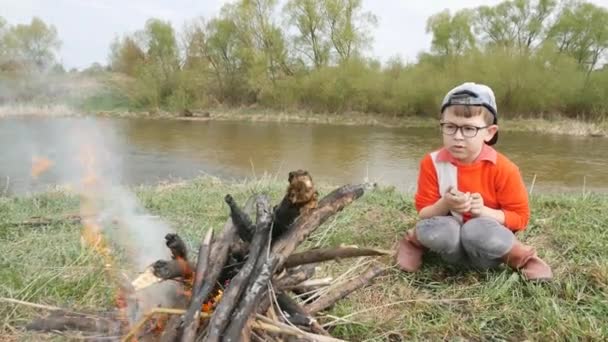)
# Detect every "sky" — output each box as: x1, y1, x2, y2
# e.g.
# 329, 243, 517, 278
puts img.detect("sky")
1, 0, 607, 70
